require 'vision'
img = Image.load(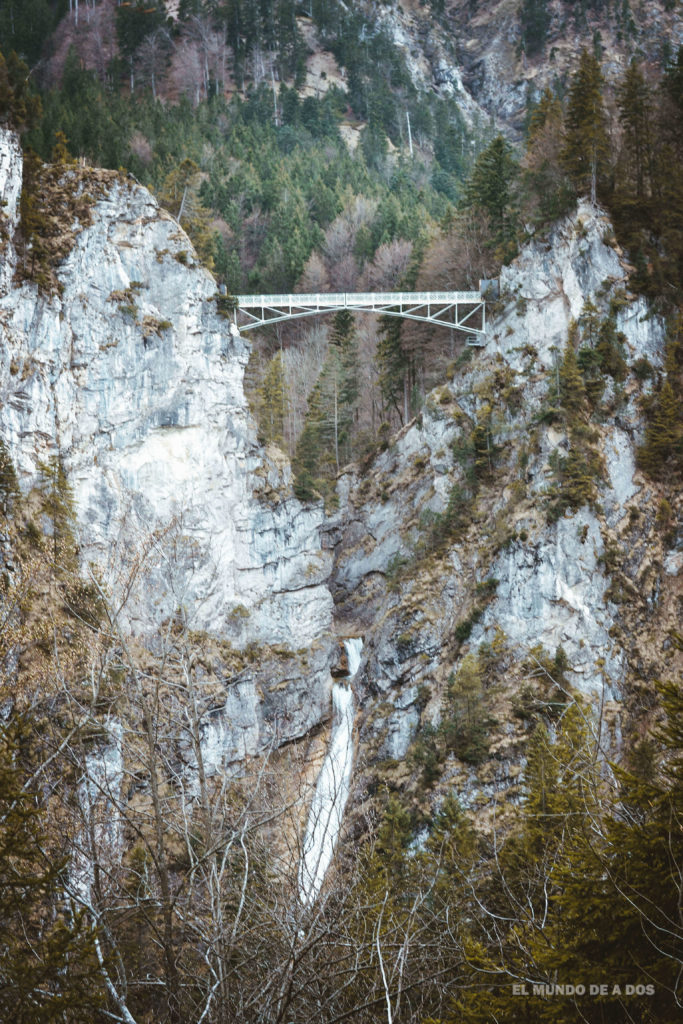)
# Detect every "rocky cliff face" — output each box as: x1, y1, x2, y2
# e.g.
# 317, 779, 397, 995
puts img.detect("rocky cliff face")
0, 127, 335, 752
328, 200, 681, 816
363, 0, 683, 130
1, 126, 681, 828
